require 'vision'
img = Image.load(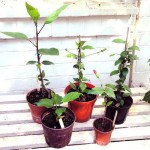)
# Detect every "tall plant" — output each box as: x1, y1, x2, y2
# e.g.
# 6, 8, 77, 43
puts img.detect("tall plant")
109, 38, 140, 106
66, 36, 106, 95
1, 2, 68, 92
